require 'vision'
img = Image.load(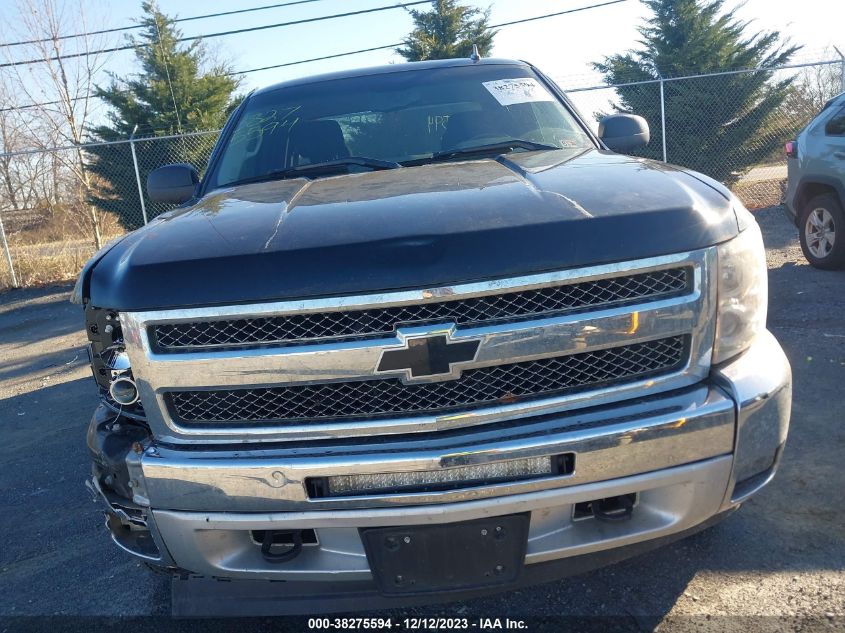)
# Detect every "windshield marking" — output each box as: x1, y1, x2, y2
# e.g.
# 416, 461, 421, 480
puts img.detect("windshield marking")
482, 78, 555, 106
228, 106, 302, 149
